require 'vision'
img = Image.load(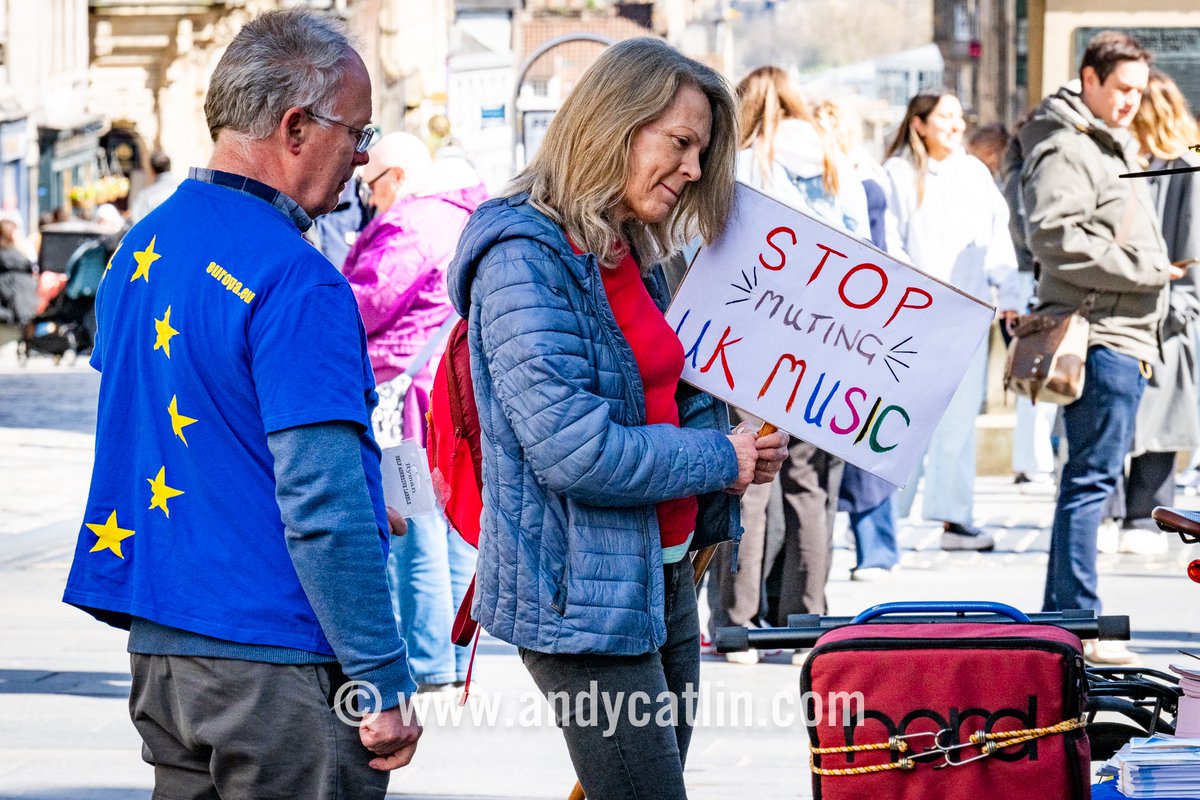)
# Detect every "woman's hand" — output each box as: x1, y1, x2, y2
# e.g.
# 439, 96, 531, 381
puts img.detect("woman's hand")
752, 430, 788, 484
724, 432, 759, 495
